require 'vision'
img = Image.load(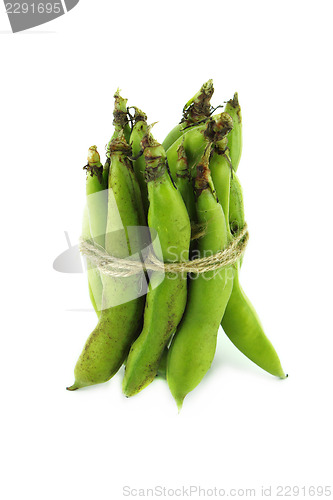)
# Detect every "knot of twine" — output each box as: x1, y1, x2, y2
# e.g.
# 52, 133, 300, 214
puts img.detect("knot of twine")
79, 224, 249, 278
